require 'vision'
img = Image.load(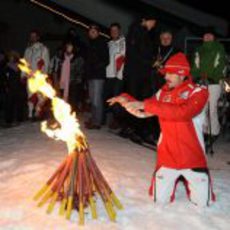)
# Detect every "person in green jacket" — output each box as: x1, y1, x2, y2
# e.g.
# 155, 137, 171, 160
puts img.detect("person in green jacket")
191, 29, 227, 139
